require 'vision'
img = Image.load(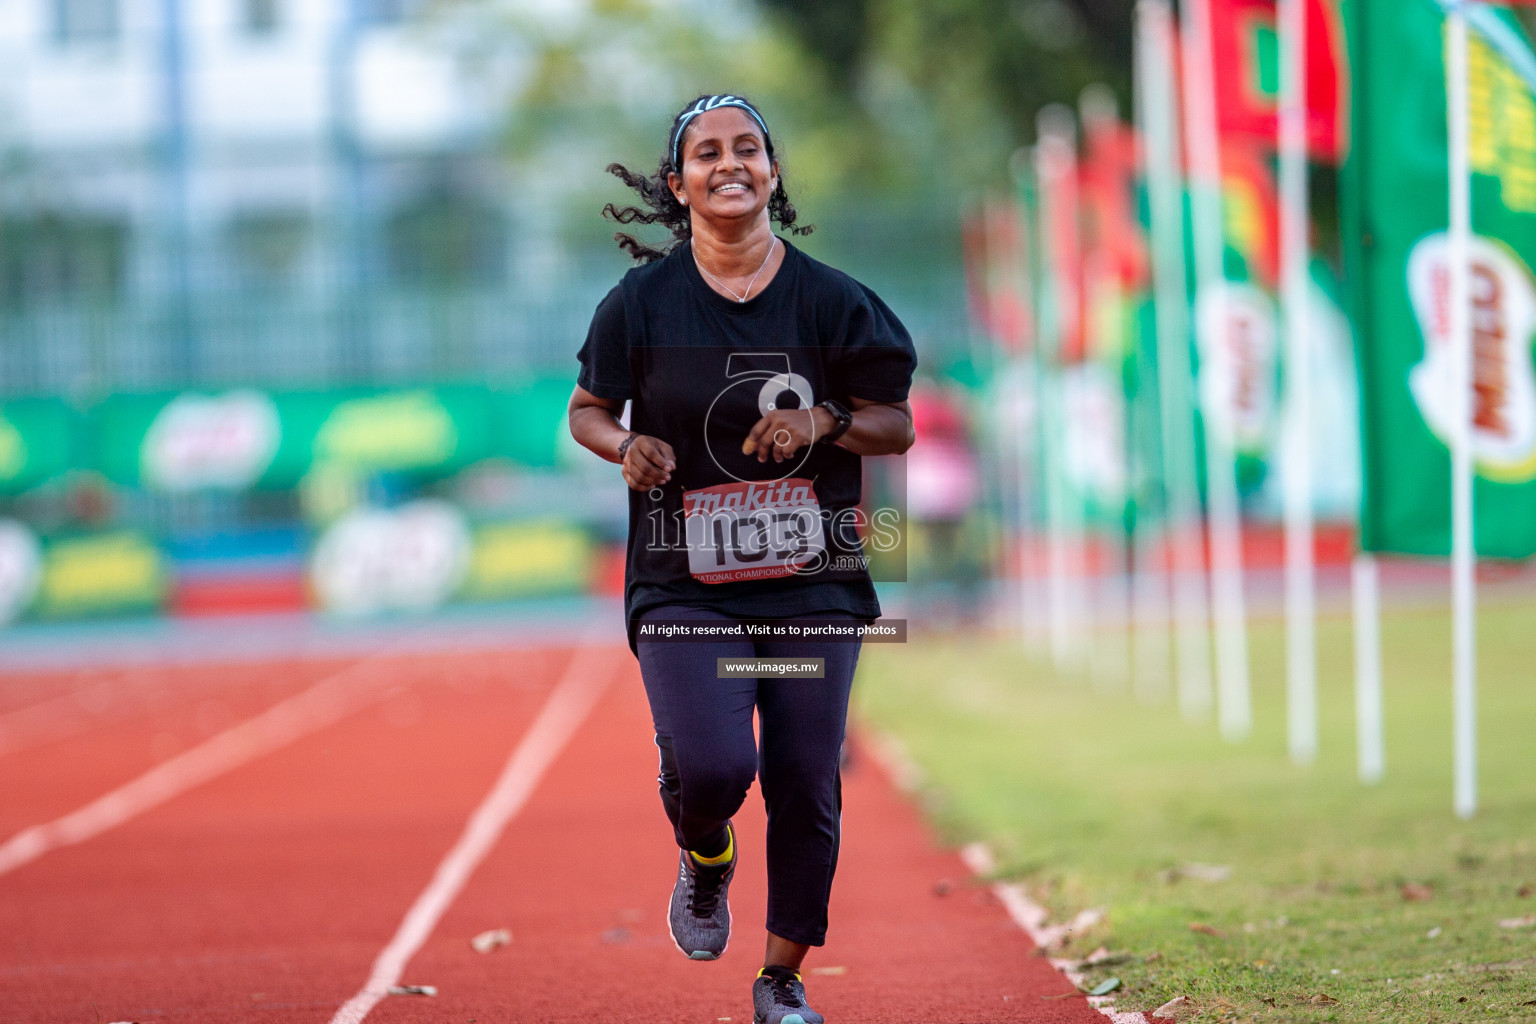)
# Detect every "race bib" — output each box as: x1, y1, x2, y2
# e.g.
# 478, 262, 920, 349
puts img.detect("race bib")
682, 478, 826, 583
